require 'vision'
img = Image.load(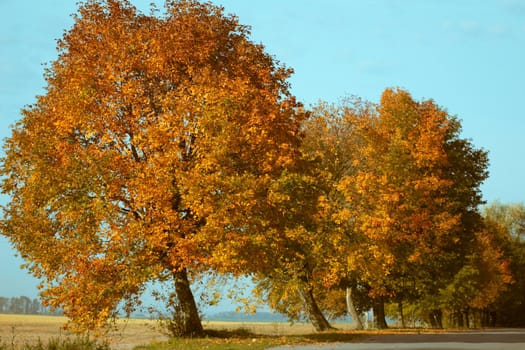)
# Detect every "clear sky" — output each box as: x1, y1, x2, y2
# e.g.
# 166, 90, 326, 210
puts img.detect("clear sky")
0, 0, 524, 303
